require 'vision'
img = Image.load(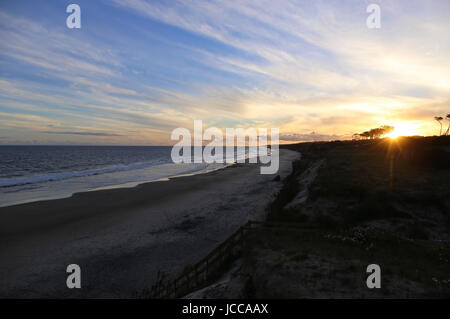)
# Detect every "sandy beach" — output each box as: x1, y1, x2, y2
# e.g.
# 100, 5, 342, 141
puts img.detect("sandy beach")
0, 149, 299, 298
